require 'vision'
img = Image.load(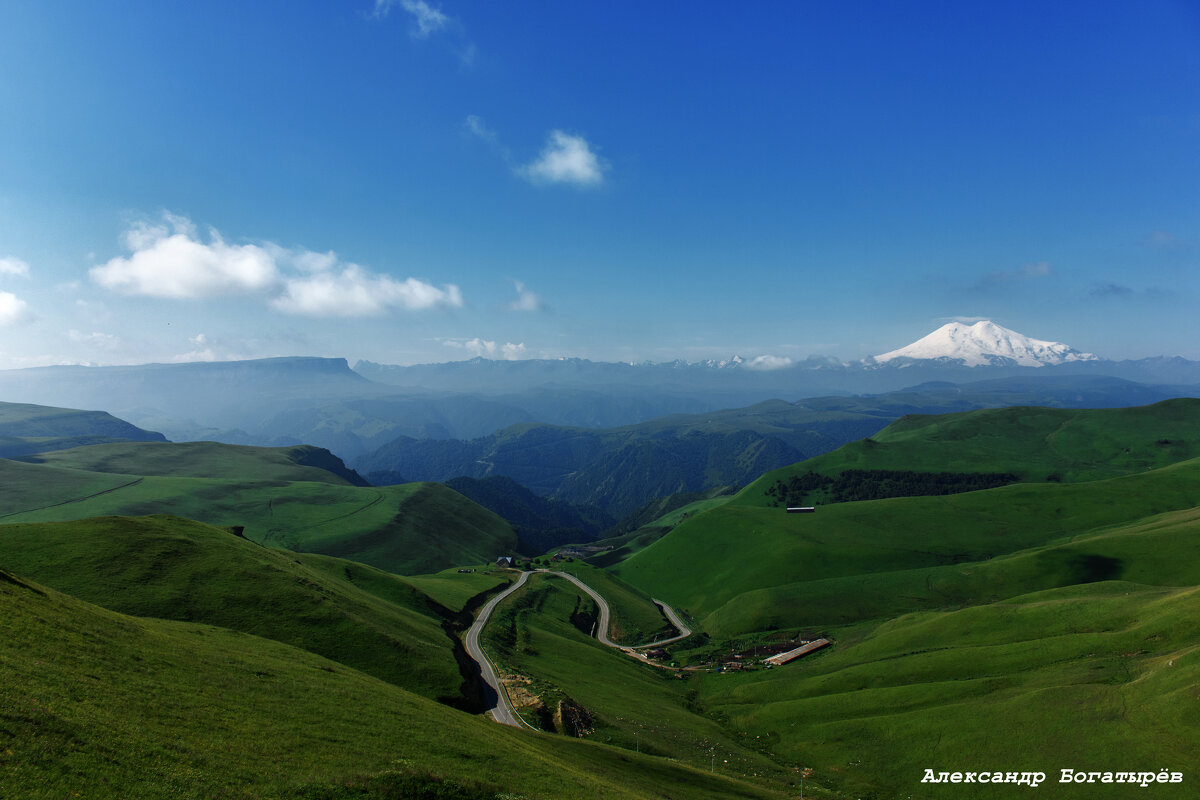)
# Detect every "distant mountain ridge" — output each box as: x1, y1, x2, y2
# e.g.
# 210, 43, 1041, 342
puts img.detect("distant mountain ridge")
0, 332, 1196, 468
354, 374, 1197, 517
